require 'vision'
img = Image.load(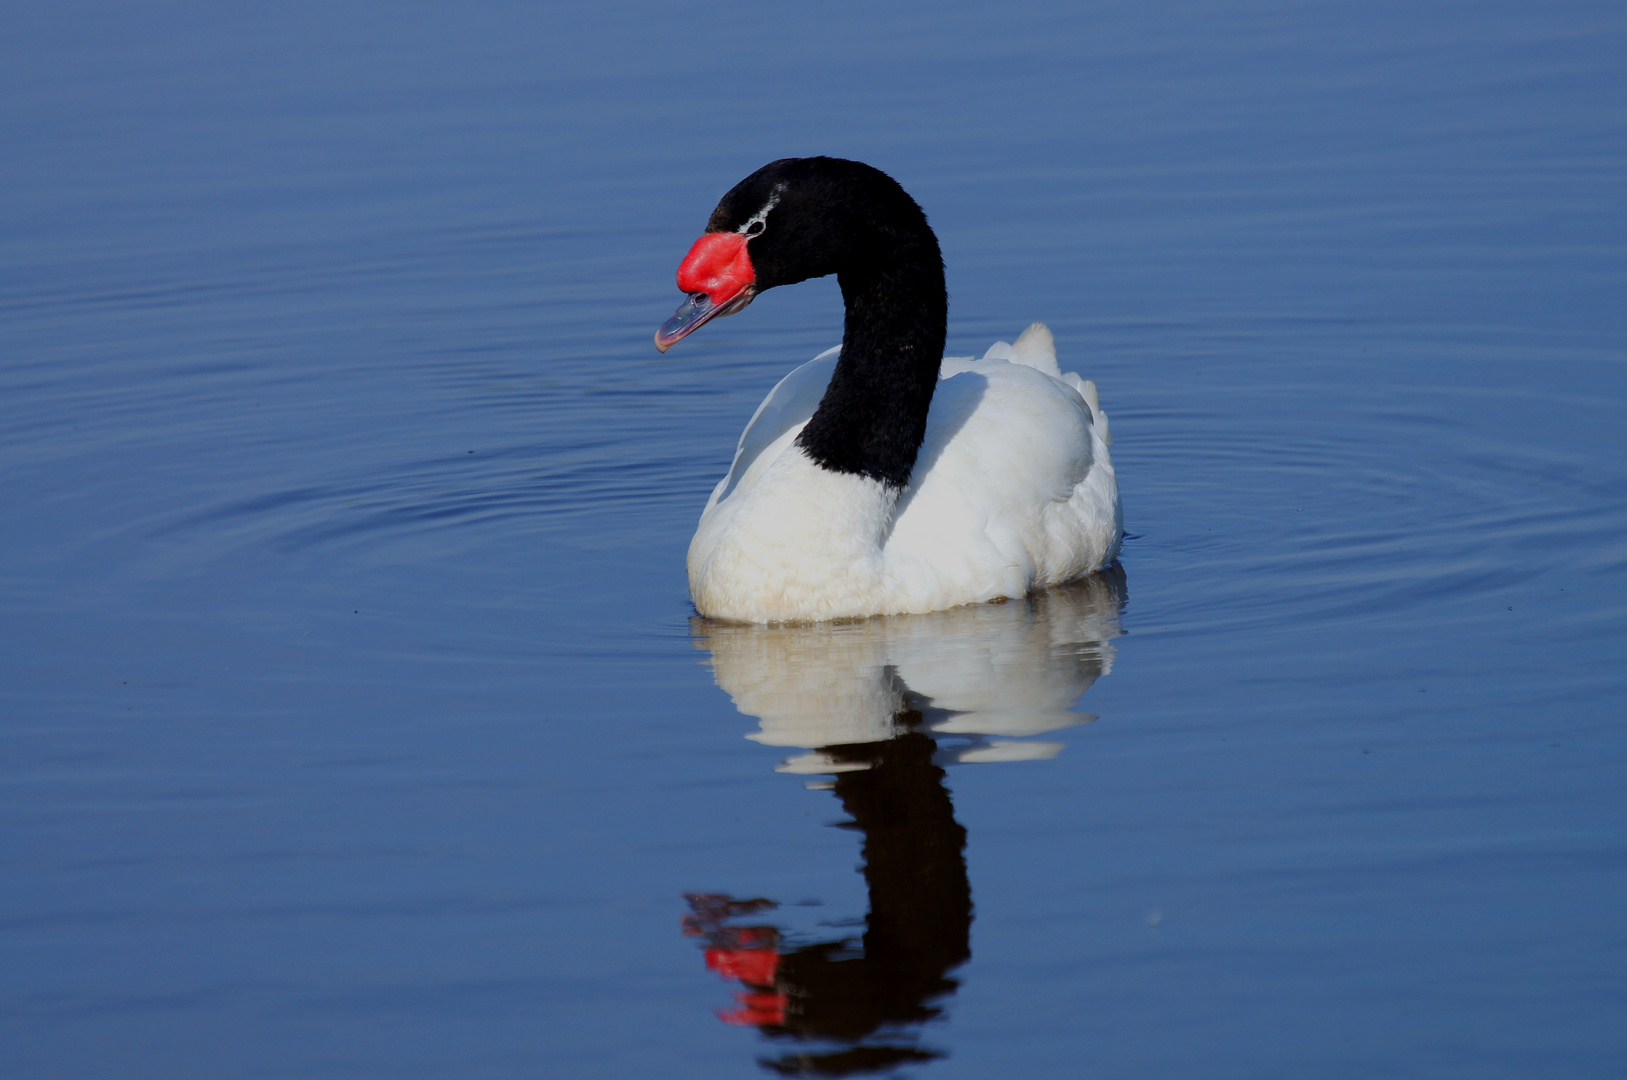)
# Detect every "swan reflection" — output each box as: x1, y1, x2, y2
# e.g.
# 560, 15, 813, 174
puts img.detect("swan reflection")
682, 568, 1126, 1075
